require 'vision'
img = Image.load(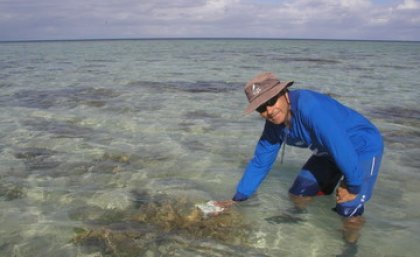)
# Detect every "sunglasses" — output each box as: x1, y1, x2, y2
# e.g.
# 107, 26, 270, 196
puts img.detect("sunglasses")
256, 91, 286, 113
